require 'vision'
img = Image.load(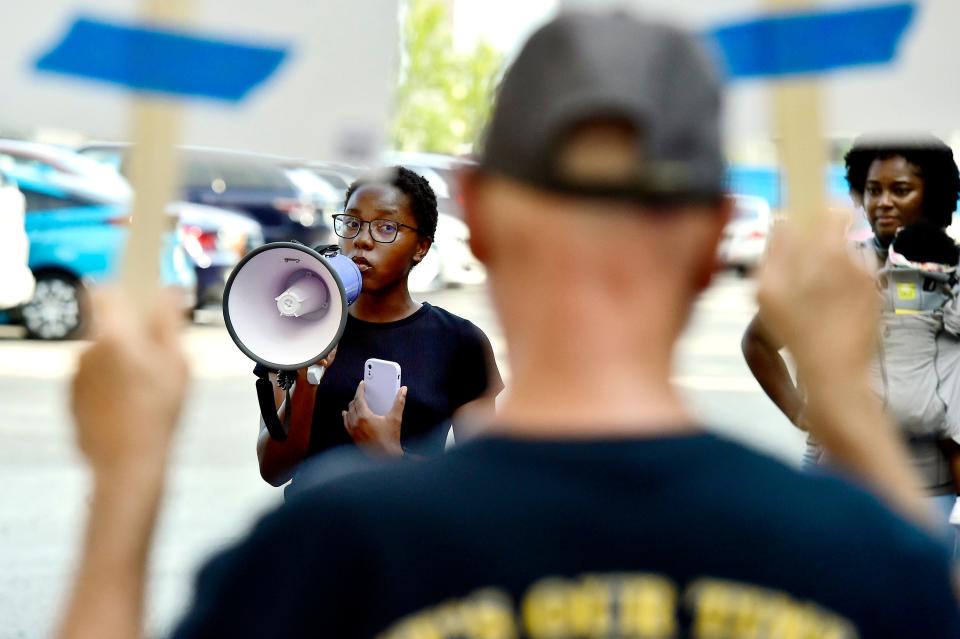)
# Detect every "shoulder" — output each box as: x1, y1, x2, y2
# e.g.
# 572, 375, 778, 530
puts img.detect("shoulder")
420, 303, 491, 345
743, 442, 950, 573
678, 437, 947, 550
678, 438, 956, 624
171, 483, 367, 637
847, 237, 887, 272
